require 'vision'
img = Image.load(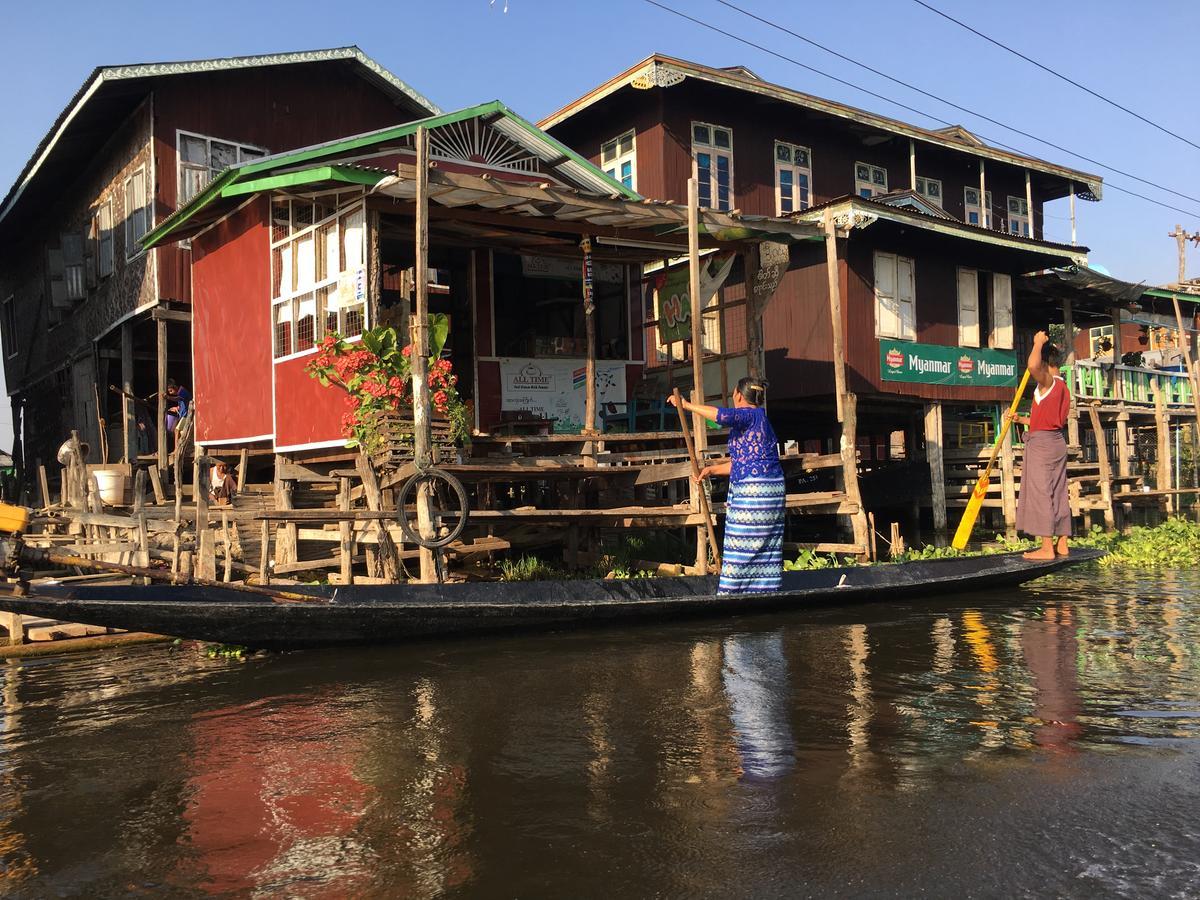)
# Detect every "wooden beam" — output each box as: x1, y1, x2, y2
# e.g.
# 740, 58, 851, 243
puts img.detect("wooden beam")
687, 171, 708, 572
412, 125, 438, 583
120, 321, 135, 465
924, 402, 947, 533
1086, 403, 1117, 531
823, 210, 848, 422
156, 317, 168, 471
